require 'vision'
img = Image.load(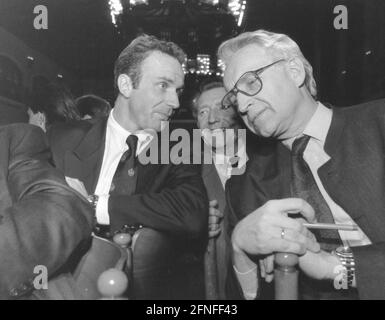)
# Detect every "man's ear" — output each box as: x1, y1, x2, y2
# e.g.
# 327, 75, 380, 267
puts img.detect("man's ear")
287, 57, 306, 88
117, 74, 134, 98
